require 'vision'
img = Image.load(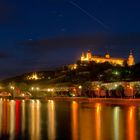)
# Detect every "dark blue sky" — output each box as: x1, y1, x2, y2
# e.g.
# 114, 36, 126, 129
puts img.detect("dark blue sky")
0, 0, 140, 79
